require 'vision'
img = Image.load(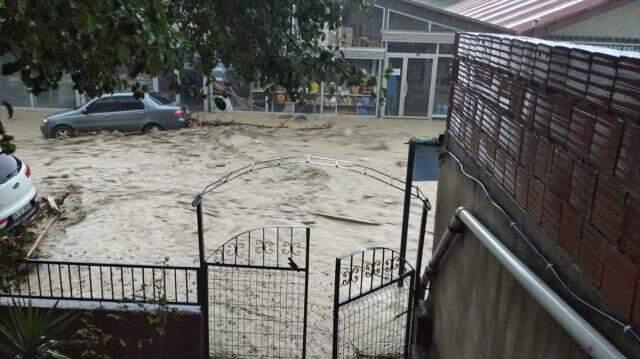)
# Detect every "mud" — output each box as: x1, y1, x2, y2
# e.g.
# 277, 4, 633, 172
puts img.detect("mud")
5, 109, 445, 358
